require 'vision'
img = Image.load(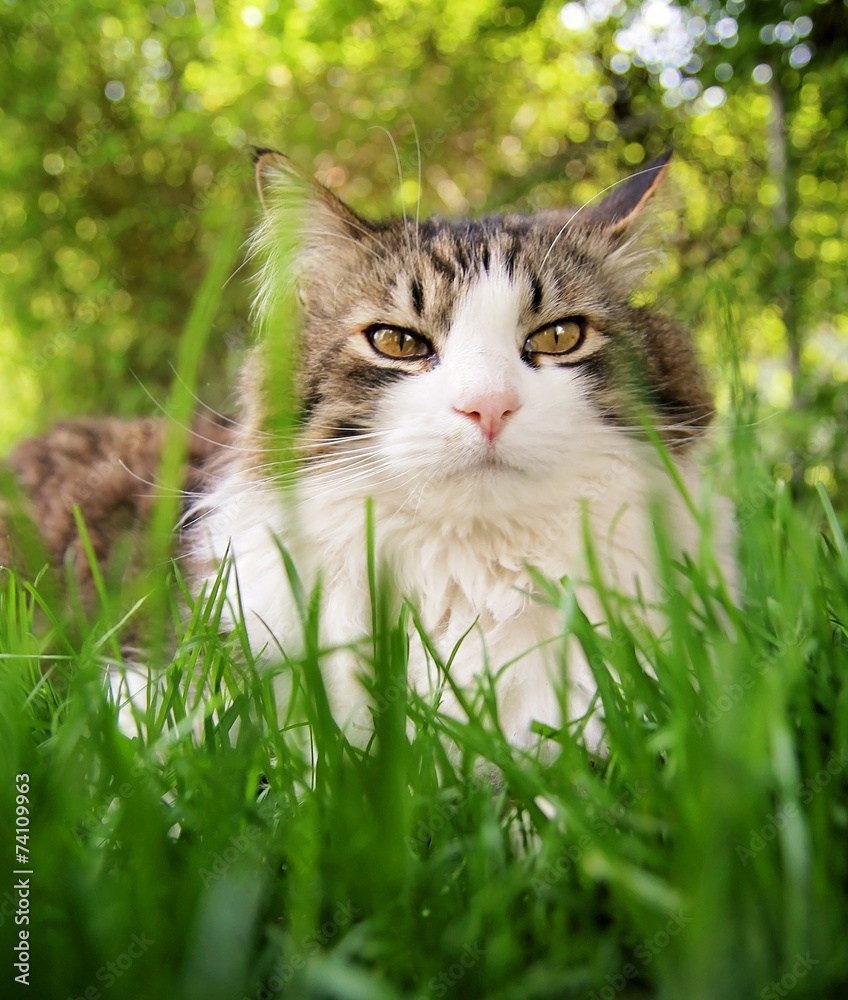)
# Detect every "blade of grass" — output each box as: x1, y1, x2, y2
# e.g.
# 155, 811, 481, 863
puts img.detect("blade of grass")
146, 218, 242, 642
